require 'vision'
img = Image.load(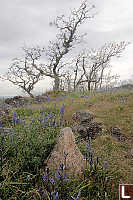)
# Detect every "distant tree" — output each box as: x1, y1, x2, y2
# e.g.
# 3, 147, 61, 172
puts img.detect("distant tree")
98, 69, 120, 90
6, 48, 43, 98
71, 41, 129, 91
31, 0, 95, 91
